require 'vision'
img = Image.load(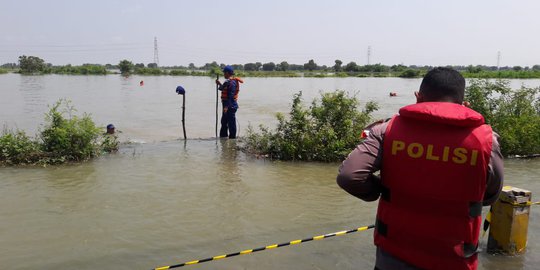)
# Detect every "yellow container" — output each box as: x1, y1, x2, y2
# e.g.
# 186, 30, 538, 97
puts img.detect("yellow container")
487, 186, 531, 255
